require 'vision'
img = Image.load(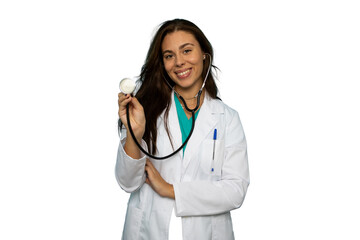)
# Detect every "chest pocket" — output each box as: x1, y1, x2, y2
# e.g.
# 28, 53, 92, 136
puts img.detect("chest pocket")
198, 139, 225, 180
